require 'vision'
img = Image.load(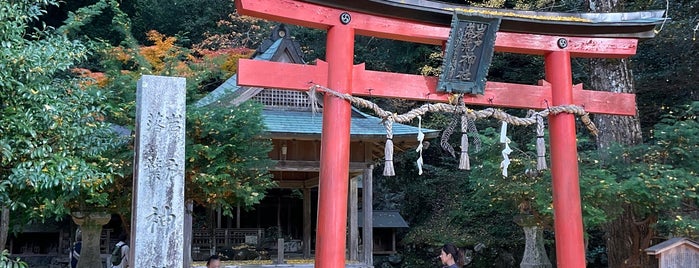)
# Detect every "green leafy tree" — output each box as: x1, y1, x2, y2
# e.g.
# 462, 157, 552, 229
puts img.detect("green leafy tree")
576, 102, 699, 266
0, 249, 27, 268
0, 0, 120, 251
185, 101, 275, 213
647, 103, 699, 237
